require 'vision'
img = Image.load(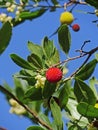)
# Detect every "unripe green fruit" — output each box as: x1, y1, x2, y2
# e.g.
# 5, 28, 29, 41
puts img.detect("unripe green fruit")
60, 11, 74, 25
